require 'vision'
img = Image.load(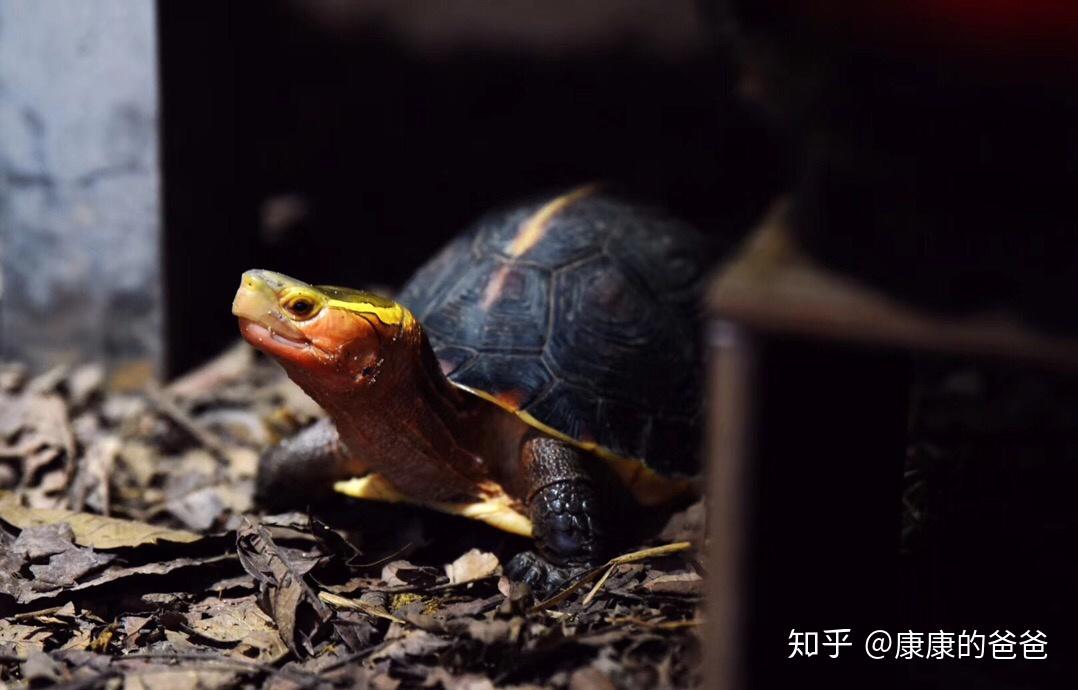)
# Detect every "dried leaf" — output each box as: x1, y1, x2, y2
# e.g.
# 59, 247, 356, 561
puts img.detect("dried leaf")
59, 624, 94, 651
165, 341, 253, 398
463, 617, 521, 645
13, 522, 77, 559
17, 553, 234, 604
0, 393, 74, 461
0, 362, 28, 392
22, 650, 65, 685
569, 666, 617, 690
0, 623, 49, 656
186, 595, 289, 662
236, 519, 333, 657
438, 594, 503, 619
66, 363, 105, 409
122, 667, 239, 690
0, 492, 202, 548
28, 545, 115, 586
166, 486, 228, 531
124, 616, 151, 637
444, 549, 499, 585
422, 668, 497, 690
373, 629, 450, 662
381, 560, 440, 588
69, 435, 119, 514
640, 572, 704, 596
